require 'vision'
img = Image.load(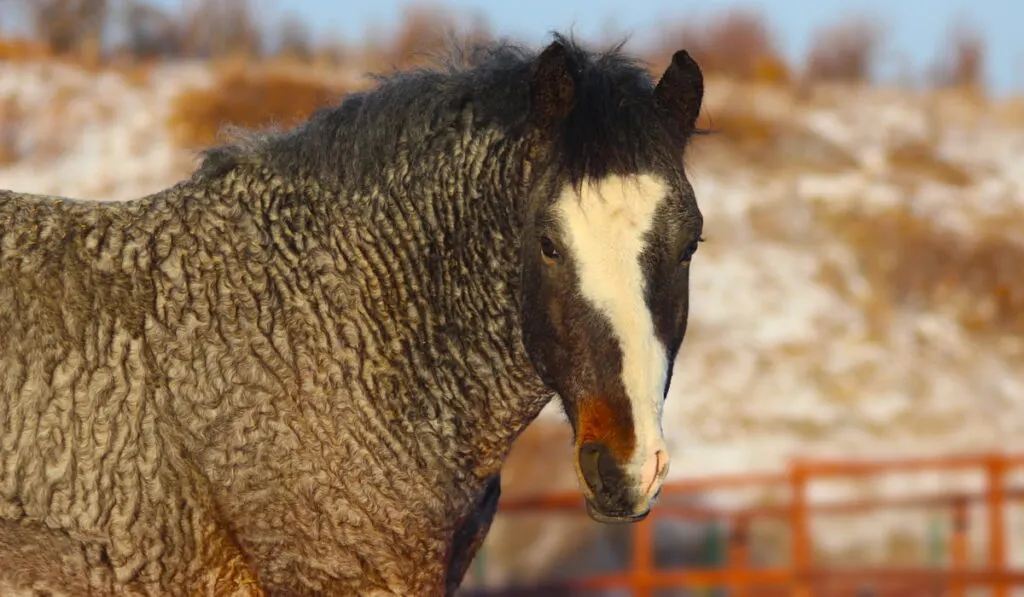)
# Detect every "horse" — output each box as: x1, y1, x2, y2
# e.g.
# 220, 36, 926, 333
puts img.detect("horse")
0, 33, 705, 596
